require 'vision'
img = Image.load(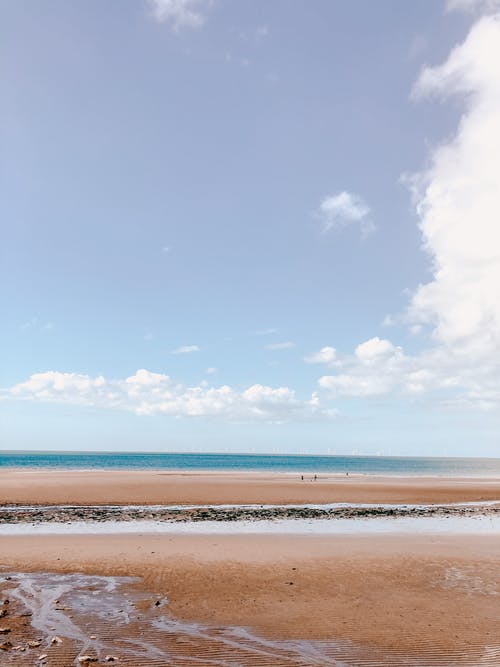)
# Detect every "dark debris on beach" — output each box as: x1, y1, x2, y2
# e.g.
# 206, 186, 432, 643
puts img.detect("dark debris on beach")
1, 503, 499, 525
